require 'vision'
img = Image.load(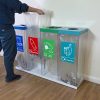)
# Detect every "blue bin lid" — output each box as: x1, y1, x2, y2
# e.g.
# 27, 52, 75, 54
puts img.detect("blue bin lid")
14, 25, 27, 30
